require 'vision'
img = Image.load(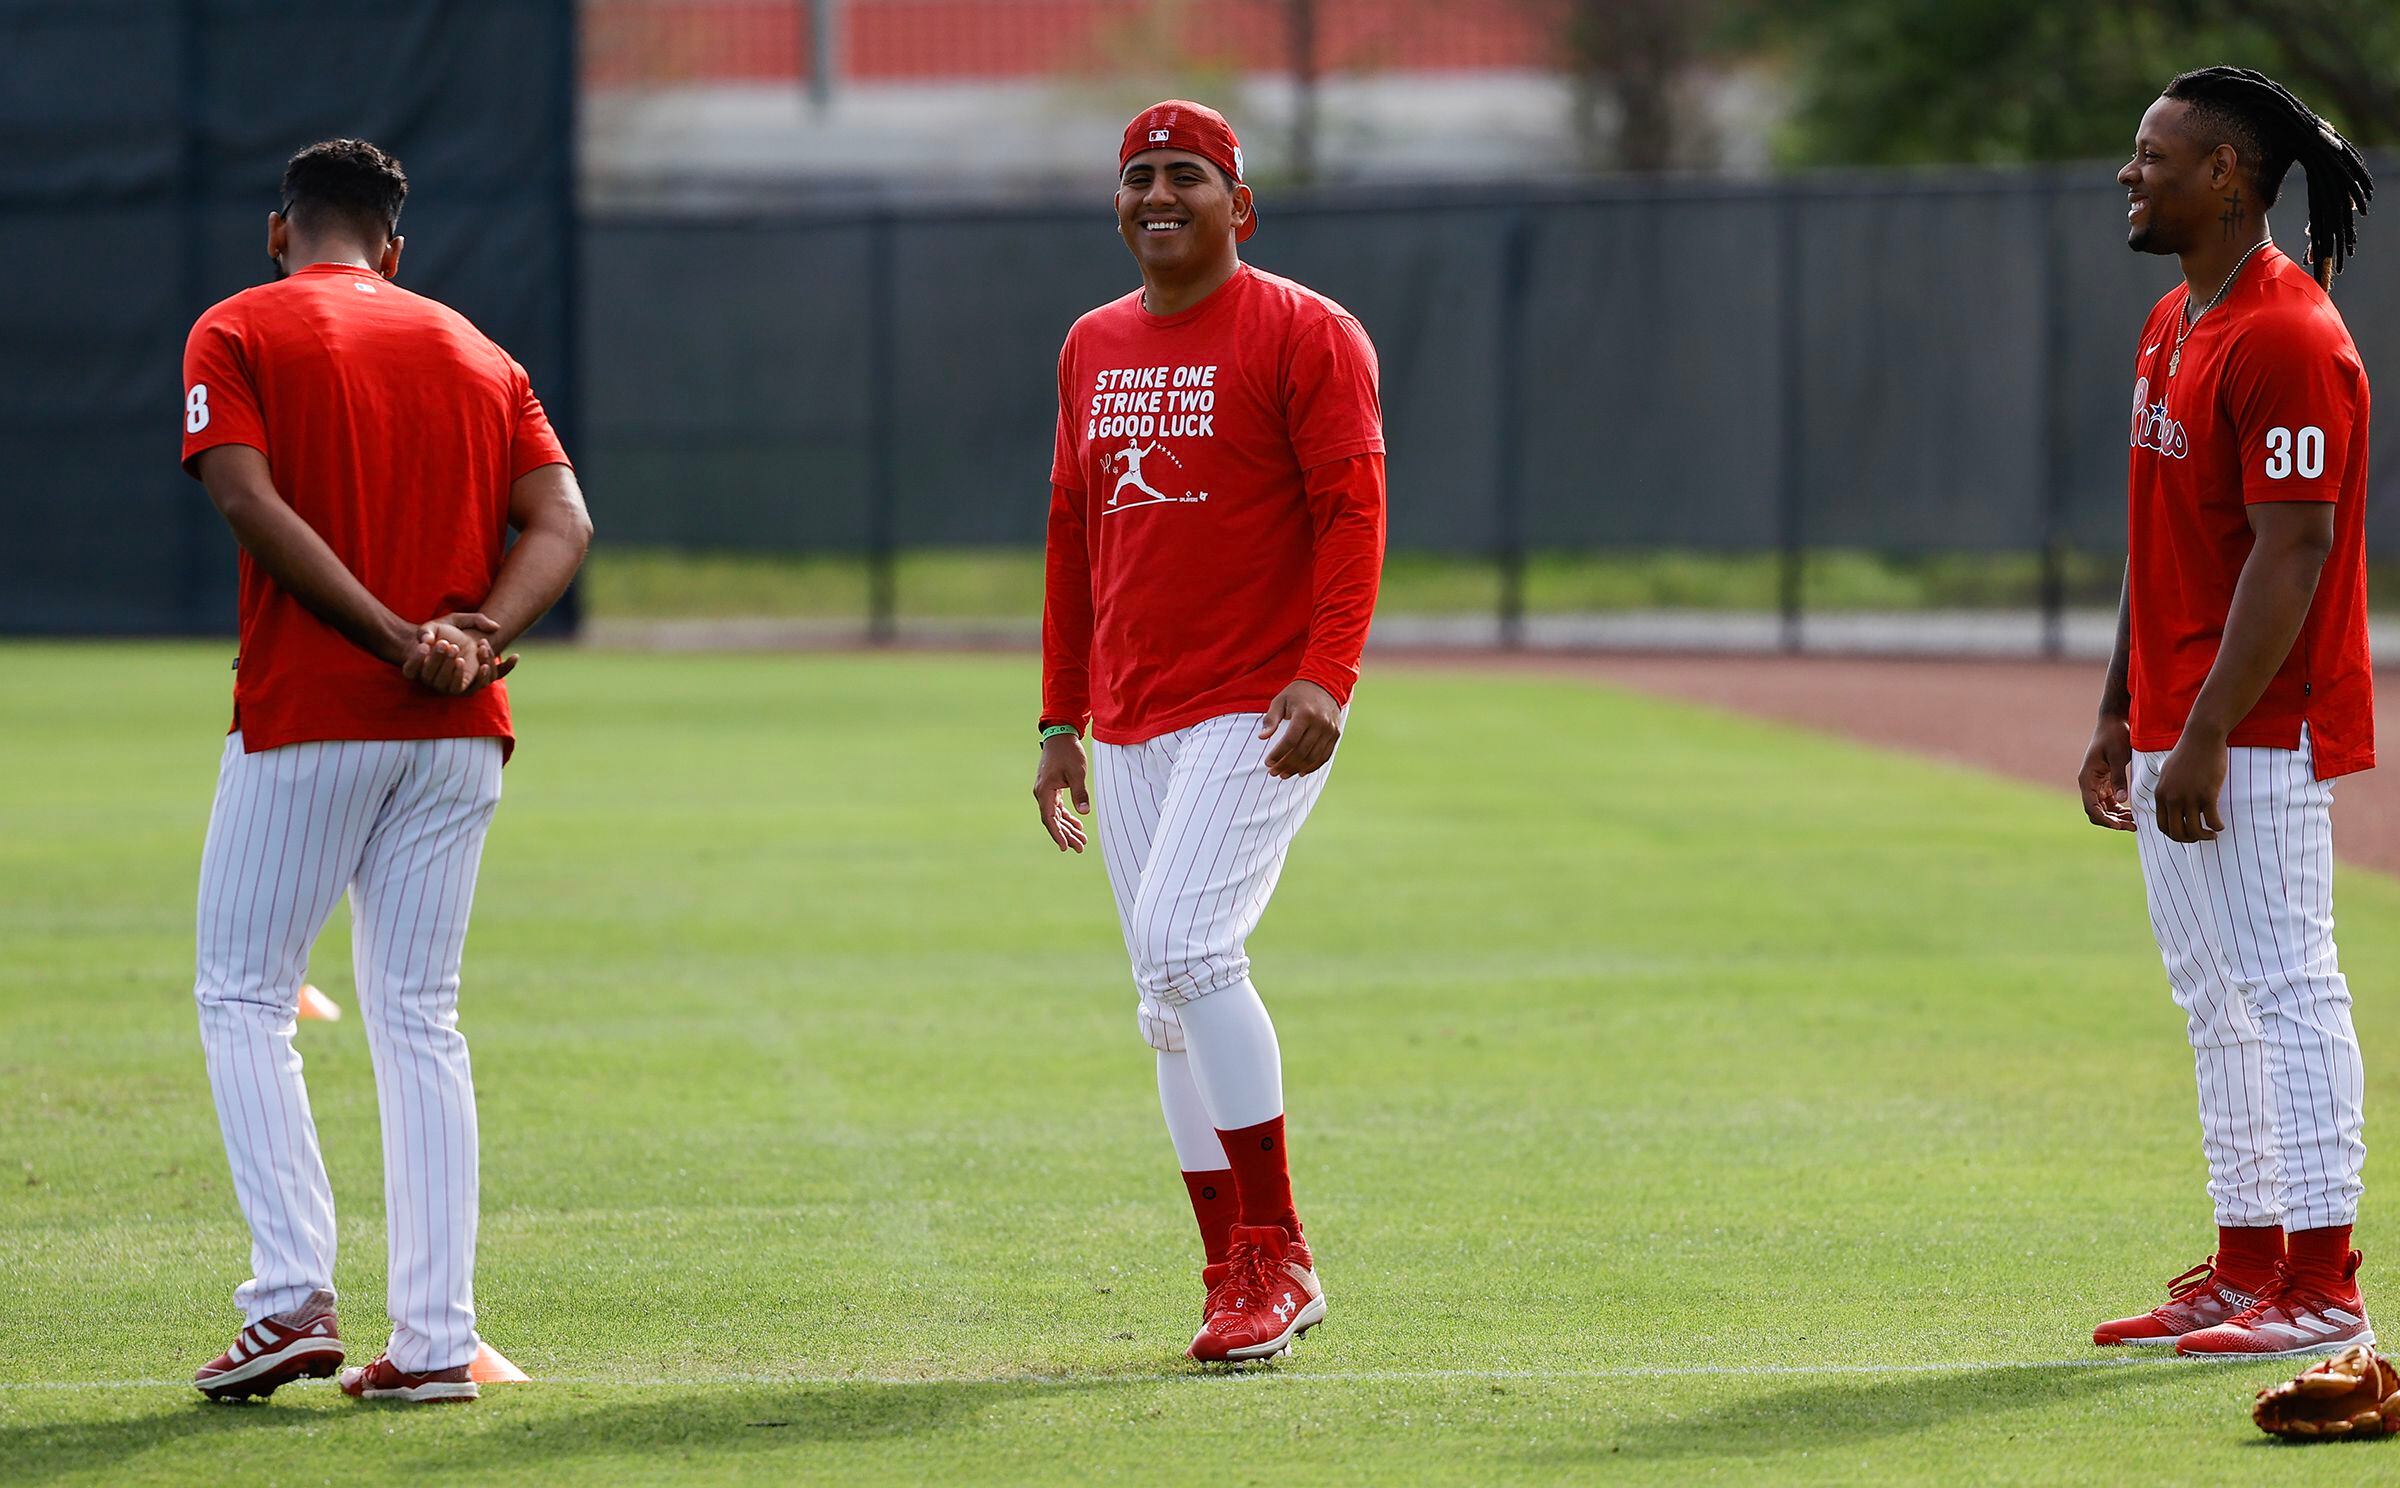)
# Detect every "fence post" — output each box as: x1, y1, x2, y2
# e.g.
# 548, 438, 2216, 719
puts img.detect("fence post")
865, 211, 898, 643
549, 0, 585, 637
176, 0, 213, 634
1493, 209, 1532, 650
808, 0, 838, 116
1776, 189, 1804, 653
2038, 181, 2068, 659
